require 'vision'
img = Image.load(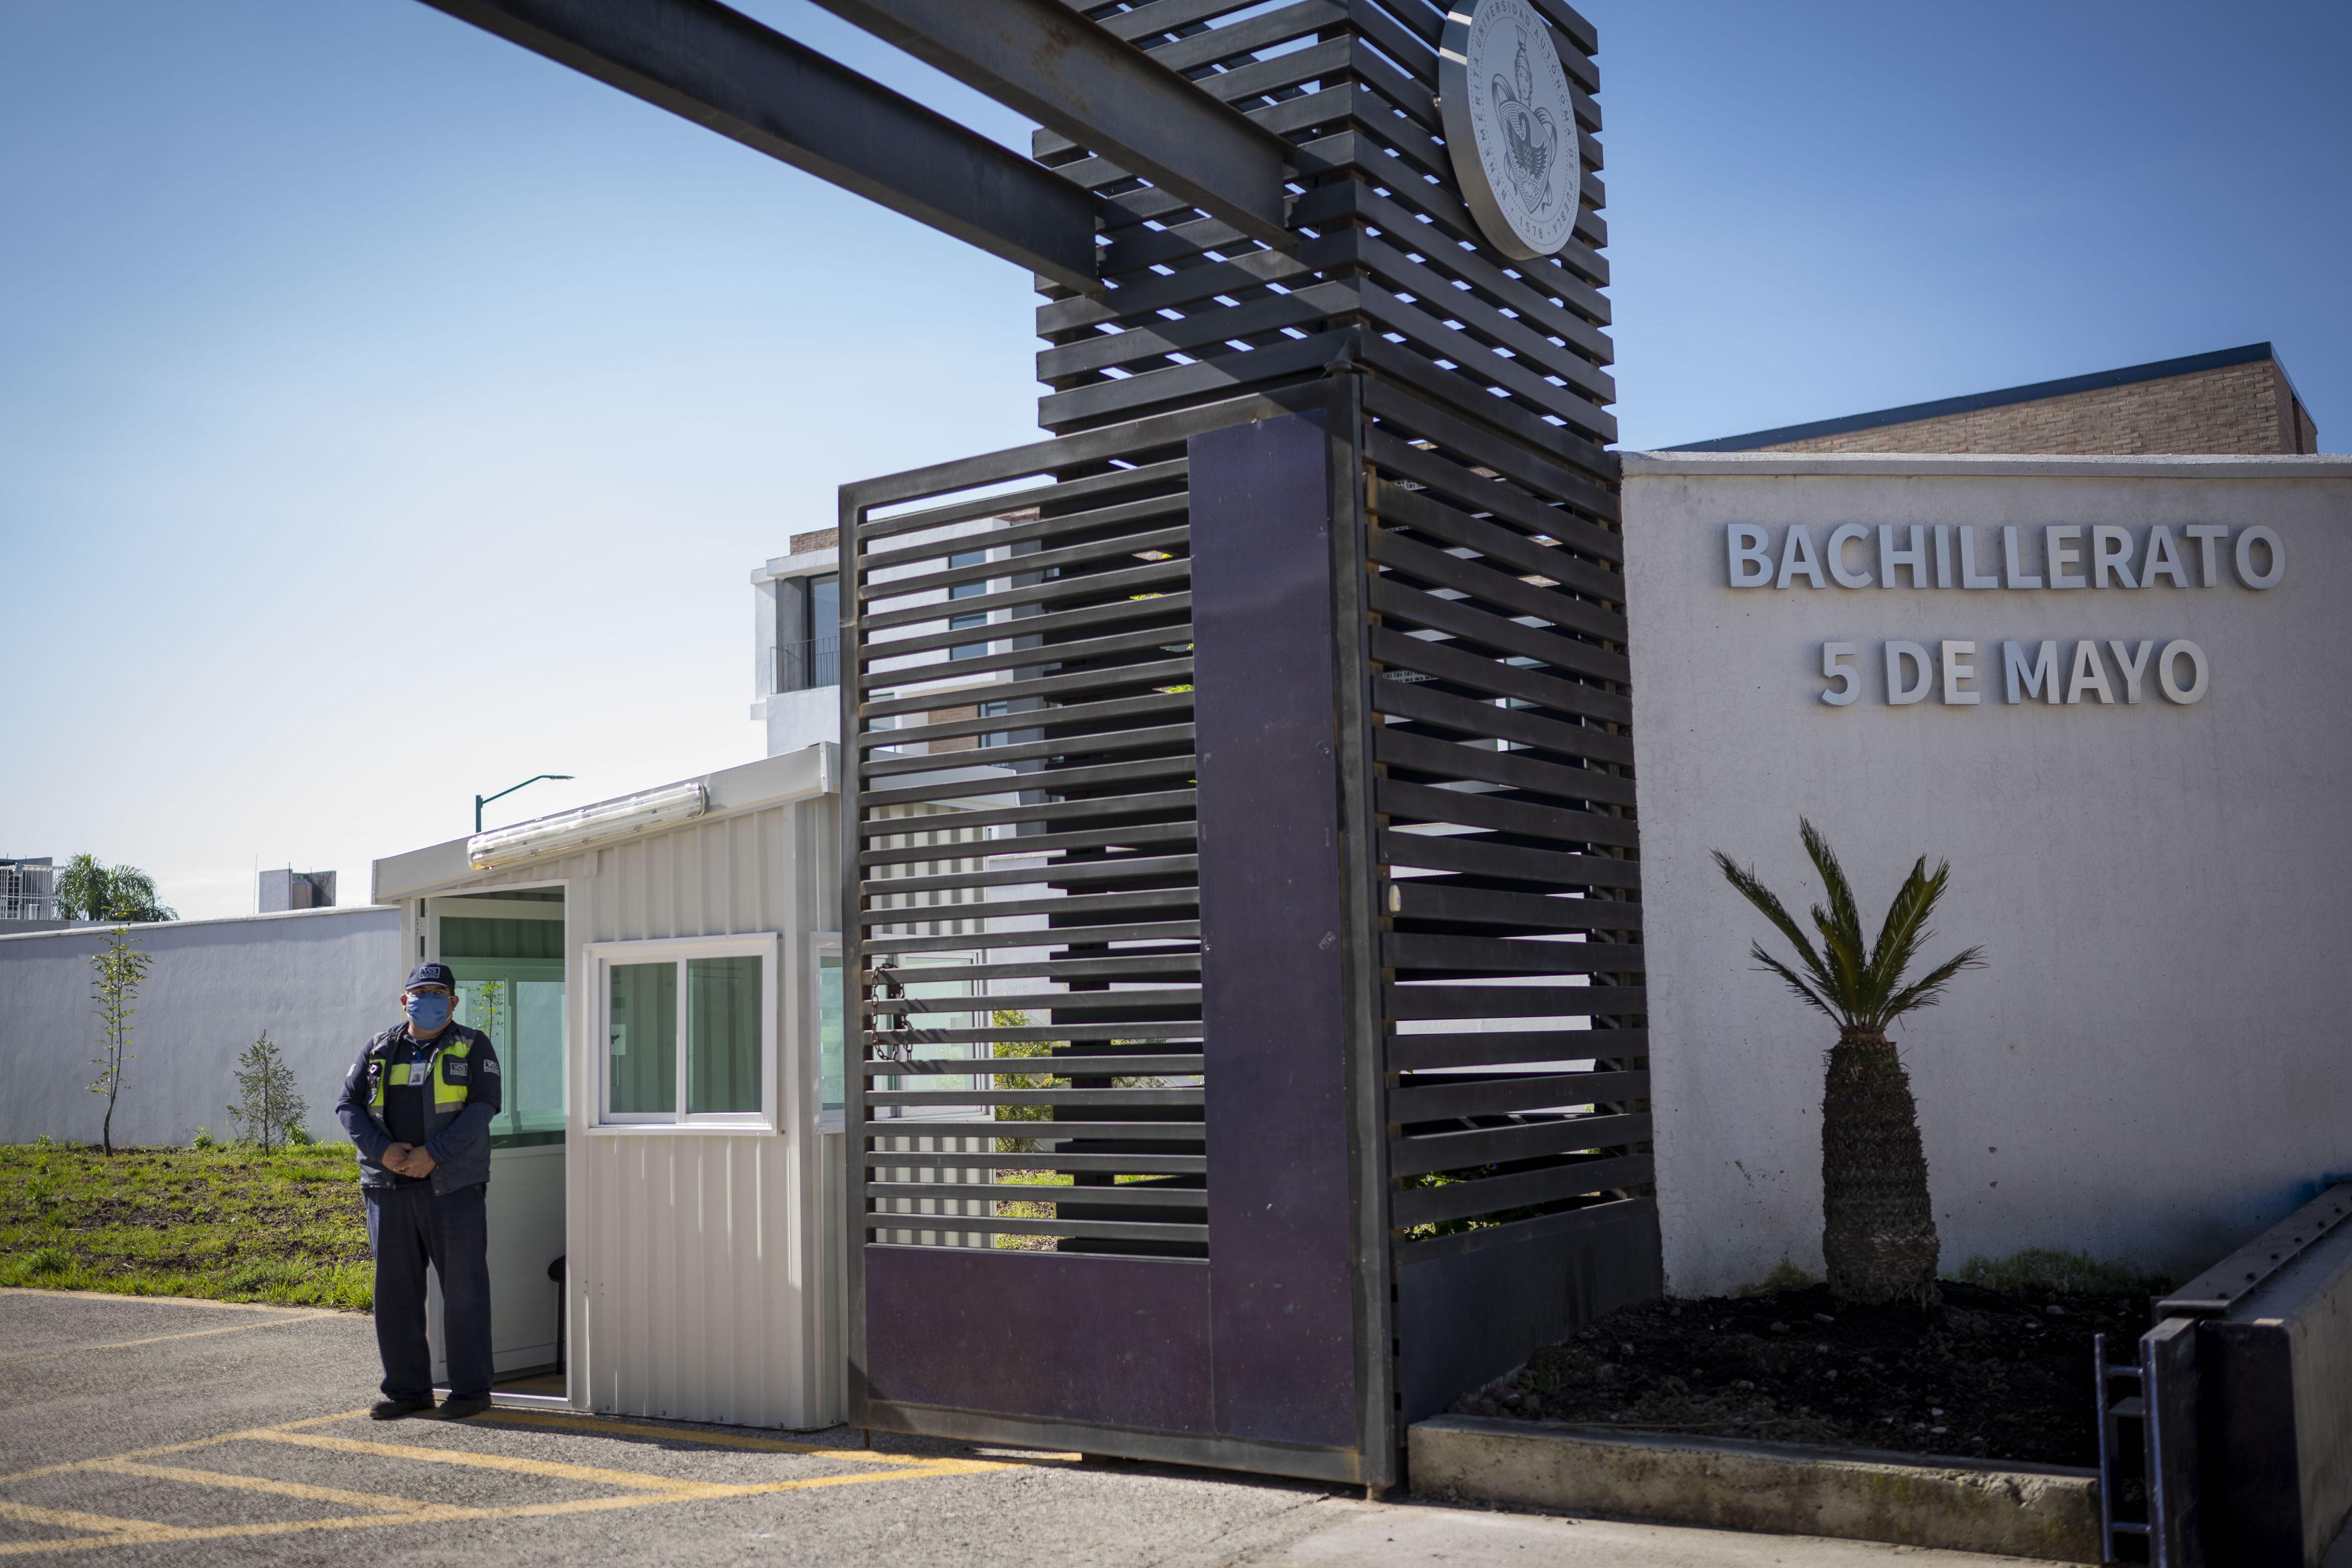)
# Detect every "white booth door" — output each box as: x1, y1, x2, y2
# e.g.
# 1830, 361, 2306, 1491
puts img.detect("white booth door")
424, 892, 568, 1381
